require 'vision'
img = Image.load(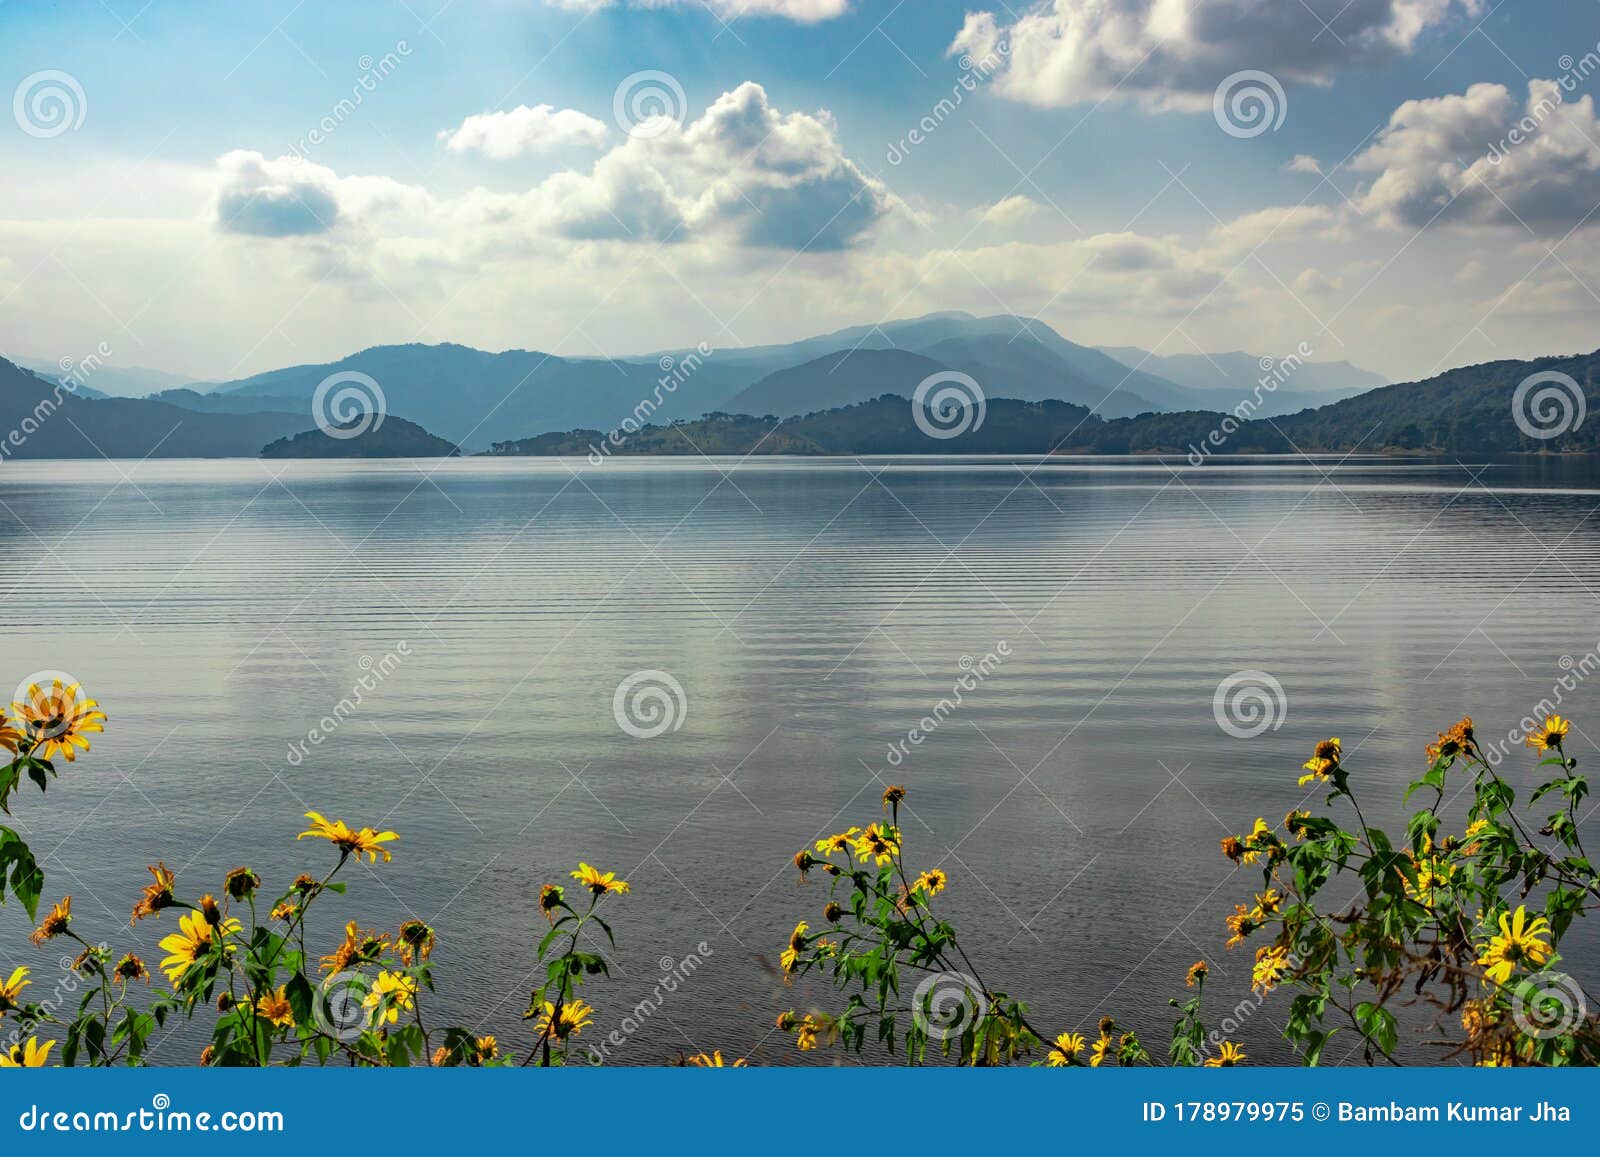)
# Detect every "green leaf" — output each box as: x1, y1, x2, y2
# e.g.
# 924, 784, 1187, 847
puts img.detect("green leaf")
0, 825, 44, 919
